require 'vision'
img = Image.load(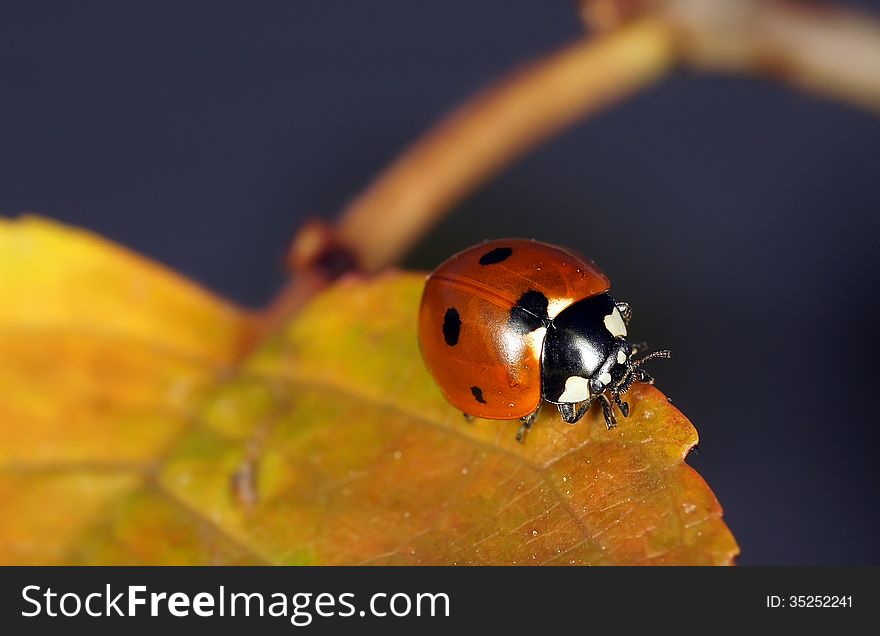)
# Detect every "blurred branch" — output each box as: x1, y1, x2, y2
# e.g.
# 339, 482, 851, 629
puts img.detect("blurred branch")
309, 19, 676, 274
267, 1, 880, 330
262, 19, 675, 329
583, 0, 880, 113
